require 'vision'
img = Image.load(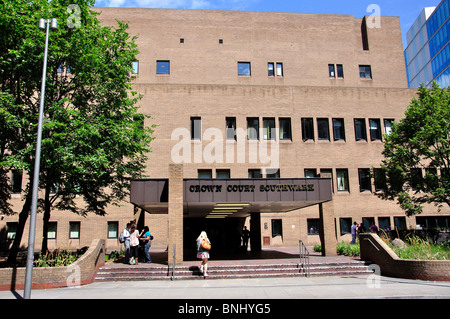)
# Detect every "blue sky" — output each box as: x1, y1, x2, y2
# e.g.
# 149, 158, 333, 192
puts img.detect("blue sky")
94, 0, 442, 47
